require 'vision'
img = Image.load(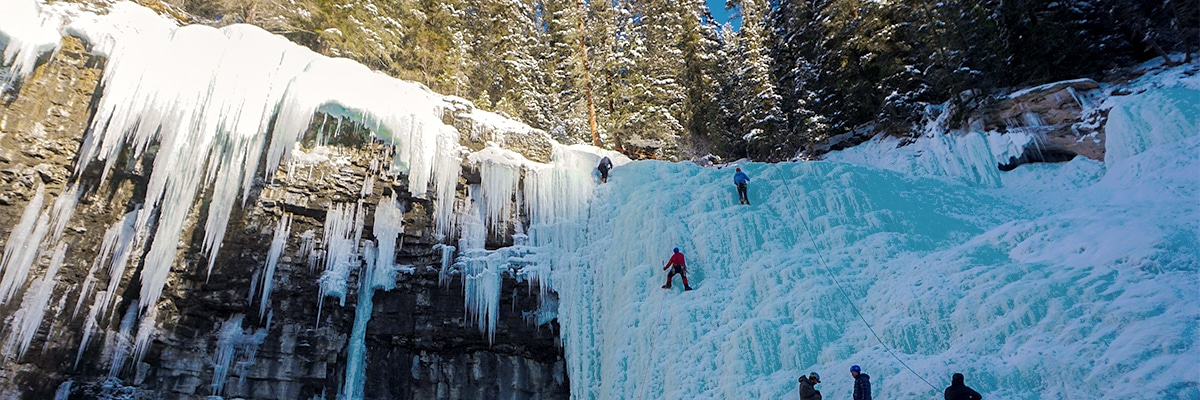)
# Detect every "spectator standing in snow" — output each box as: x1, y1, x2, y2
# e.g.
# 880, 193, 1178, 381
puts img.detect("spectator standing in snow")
597, 156, 613, 183
798, 372, 822, 400
661, 247, 692, 291
733, 167, 750, 205
944, 373, 982, 400
851, 365, 871, 400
